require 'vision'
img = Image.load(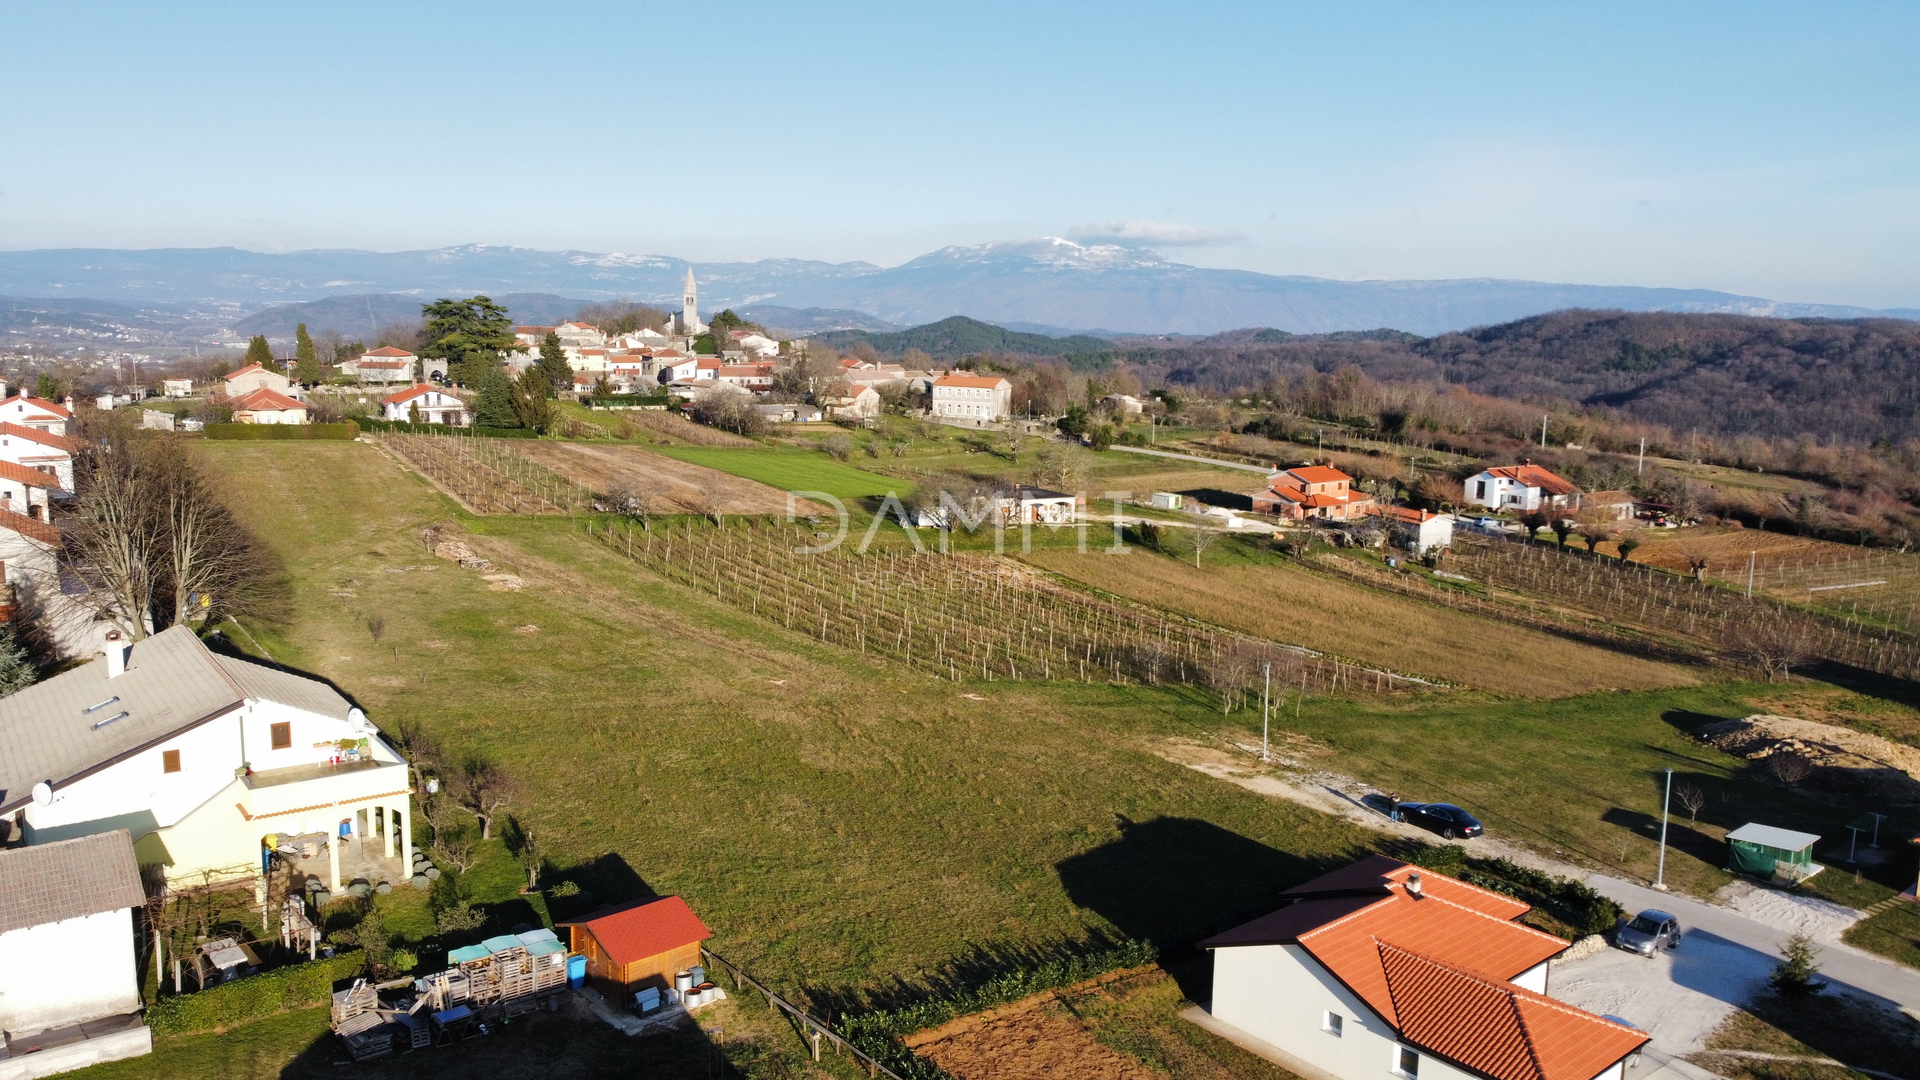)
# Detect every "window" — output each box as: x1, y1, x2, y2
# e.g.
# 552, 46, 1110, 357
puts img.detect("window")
1396, 1047, 1421, 1078
1324, 1010, 1343, 1036
270, 722, 292, 750
1475, 481, 1486, 499
162, 749, 181, 773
